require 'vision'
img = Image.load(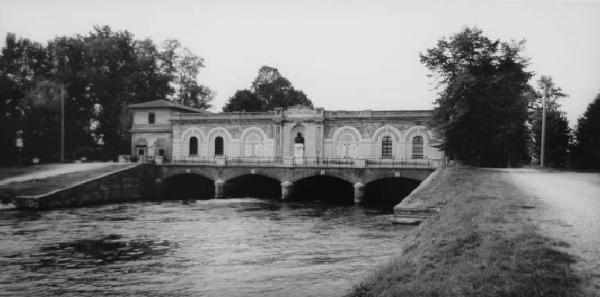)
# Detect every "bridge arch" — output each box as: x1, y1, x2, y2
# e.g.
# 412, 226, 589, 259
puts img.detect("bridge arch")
364, 176, 421, 210
224, 173, 281, 199
222, 170, 282, 184
289, 170, 355, 184
293, 174, 354, 204
161, 173, 215, 199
